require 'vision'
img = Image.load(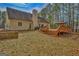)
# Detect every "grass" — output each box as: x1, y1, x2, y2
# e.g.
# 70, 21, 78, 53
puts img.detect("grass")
0, 31, 79, 56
